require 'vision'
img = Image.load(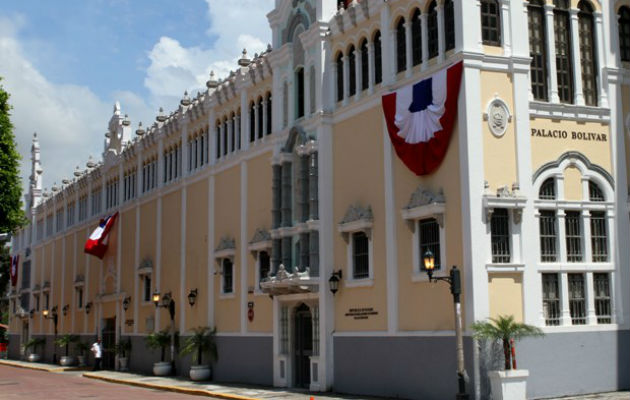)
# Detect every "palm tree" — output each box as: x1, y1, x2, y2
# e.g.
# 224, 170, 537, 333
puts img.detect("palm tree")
145, 330, 171, 362
471, 315, 544, 370
179, 326, 218, 366
55, 334, 79, 357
